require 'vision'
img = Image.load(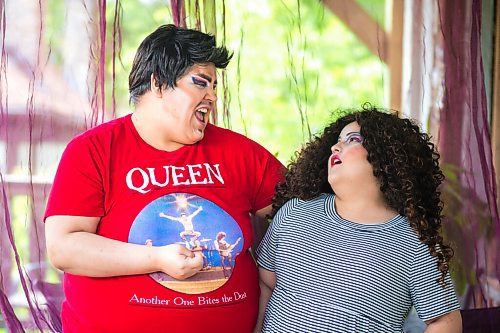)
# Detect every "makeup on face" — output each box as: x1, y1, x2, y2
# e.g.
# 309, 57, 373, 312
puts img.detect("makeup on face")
336, 132, 364, 146
329, 127, 364, 167
183, 71, 217, 124
190, 74, 217, 91
330, 131, 364, 155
